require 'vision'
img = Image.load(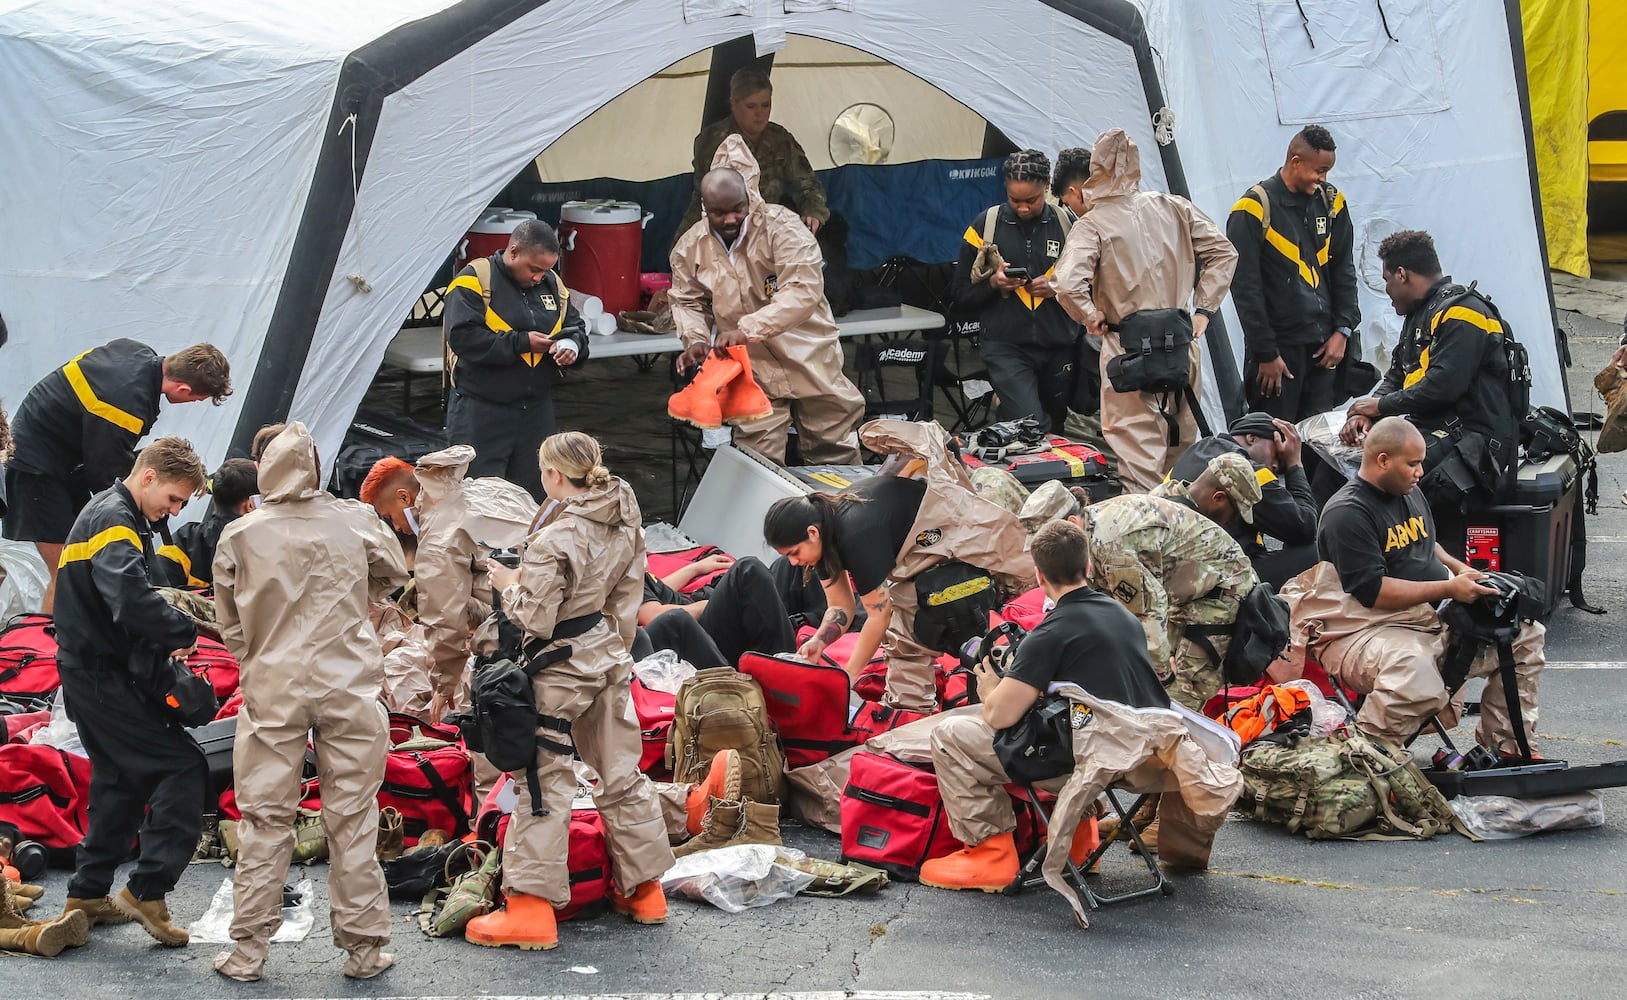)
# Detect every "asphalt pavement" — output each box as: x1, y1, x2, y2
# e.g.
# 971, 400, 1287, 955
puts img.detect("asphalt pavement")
7, 312, 1627, 1000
